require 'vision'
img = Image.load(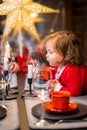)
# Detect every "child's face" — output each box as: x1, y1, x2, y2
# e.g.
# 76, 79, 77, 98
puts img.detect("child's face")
45, 41, 64, 67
